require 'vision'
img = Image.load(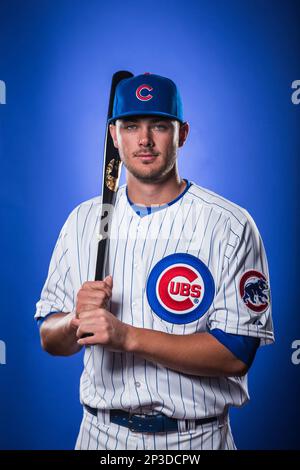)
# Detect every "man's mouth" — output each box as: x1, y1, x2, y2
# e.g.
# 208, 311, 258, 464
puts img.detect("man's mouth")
135, 153, 158, 162
135, 152, 158, 161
